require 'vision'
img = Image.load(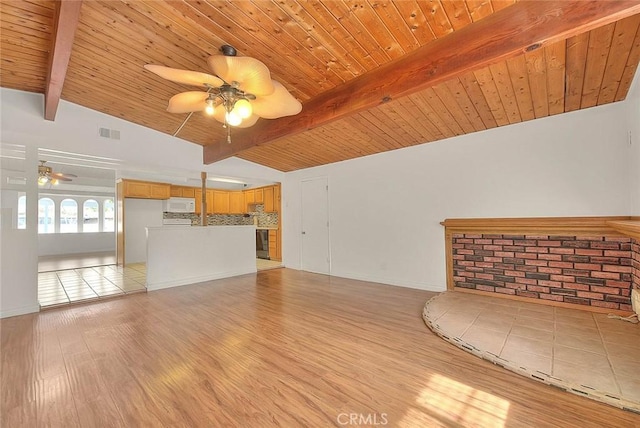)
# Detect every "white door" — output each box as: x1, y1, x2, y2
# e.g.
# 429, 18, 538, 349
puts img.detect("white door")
301, 177, 329, 274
